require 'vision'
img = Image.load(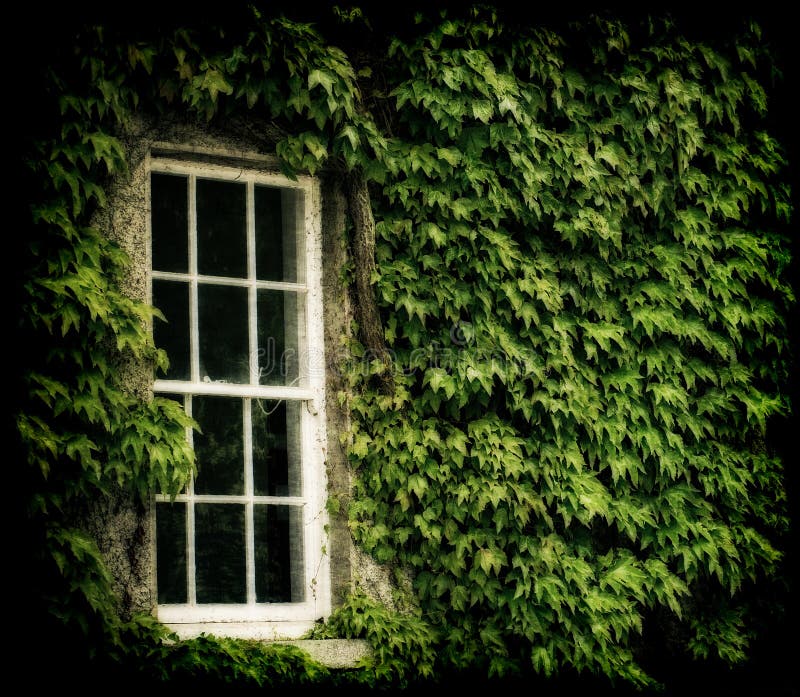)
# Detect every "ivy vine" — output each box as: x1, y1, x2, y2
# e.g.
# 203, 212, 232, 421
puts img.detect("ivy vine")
16, 3, 794, 691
